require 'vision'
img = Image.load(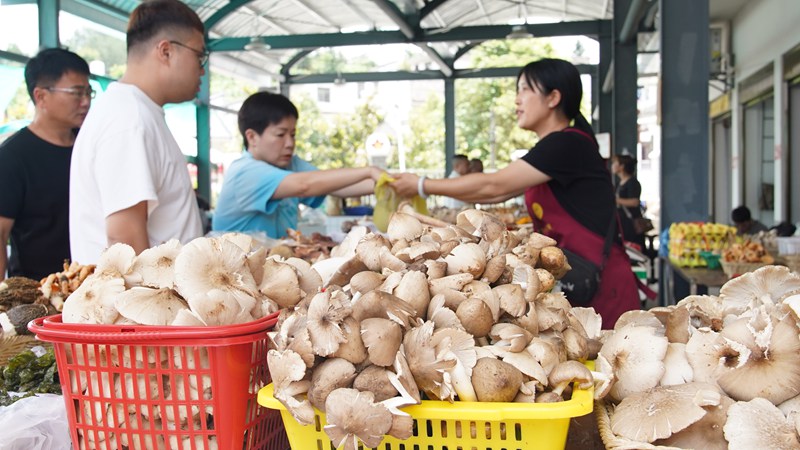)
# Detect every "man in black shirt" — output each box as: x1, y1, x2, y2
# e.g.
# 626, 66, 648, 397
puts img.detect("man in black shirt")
0, 48, 91, 281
